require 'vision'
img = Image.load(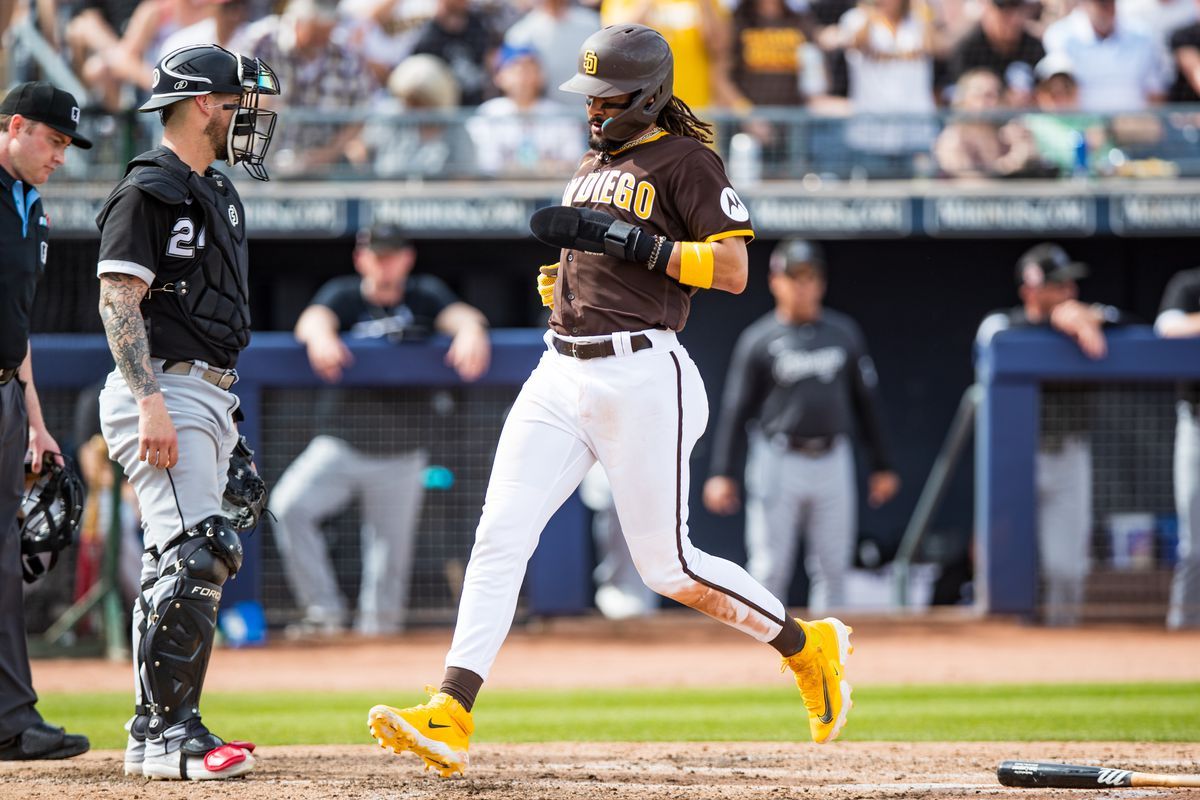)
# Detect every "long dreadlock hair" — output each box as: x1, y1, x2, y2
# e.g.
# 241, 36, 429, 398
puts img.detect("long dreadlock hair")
656, 96, 713, 144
